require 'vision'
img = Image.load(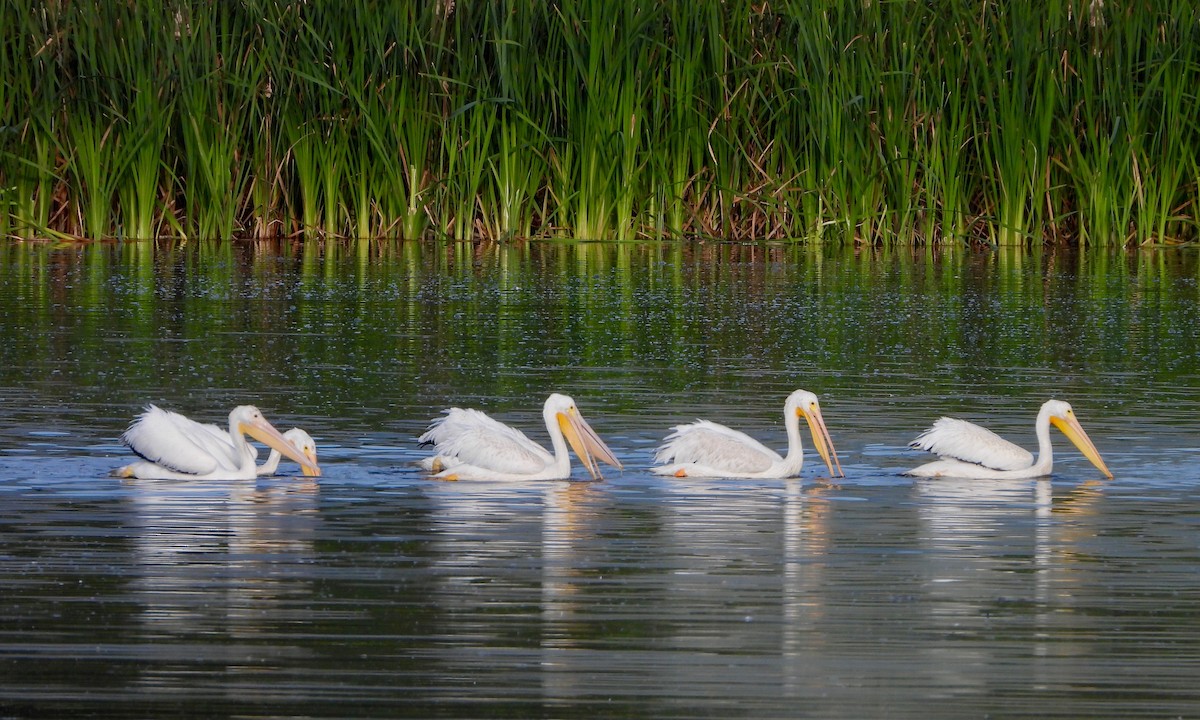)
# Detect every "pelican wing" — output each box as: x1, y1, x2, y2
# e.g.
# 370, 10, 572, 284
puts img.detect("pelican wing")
909, 417, 1034, 471
419, 408, 553, 475
121, 405, 238, 475
655, 420, 777, 473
